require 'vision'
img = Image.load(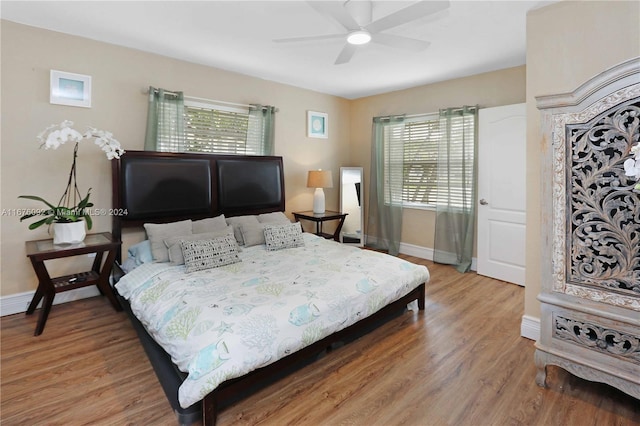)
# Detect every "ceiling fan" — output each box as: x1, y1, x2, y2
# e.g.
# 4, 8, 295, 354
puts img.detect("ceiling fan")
274, 0, 450, 65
